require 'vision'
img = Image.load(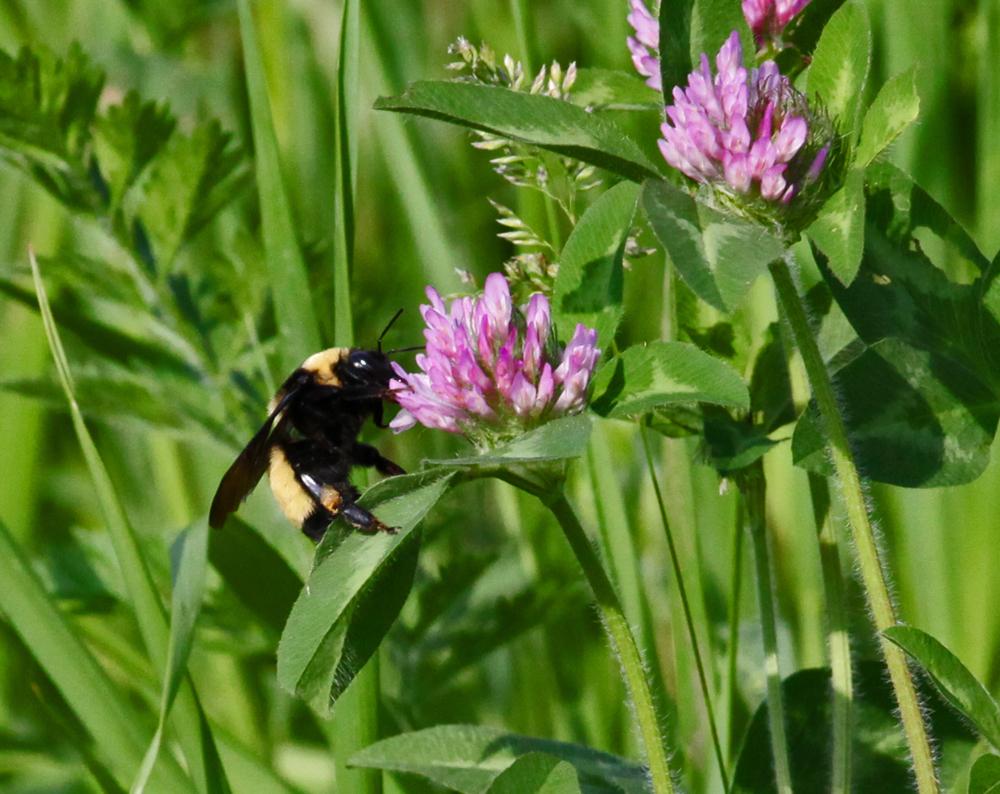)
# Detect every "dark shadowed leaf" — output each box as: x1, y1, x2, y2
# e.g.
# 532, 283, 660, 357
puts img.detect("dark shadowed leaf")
276, 473, 453, 712
590, 341, 748, 419
732, 662, 976, 794
485, 754, 583, 794
783, 0, 847, 56
791, 338, 999, 486
643, 179, 786, 312
794, 163, 1000, 486
350, 724, 648, 794
969, 754, 1000, 794
374, 82, 661, 183
208, 518, 303, 636
553, 180, 641, 348
883, 626, 1000, 751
